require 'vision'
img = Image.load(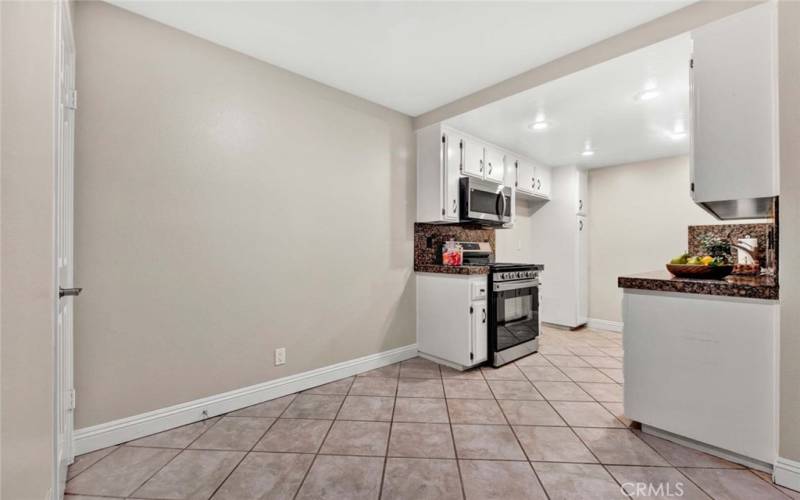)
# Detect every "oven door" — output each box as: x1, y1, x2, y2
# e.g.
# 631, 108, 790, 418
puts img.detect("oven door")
460, 177, 512, 224
490, 279, 540, 364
